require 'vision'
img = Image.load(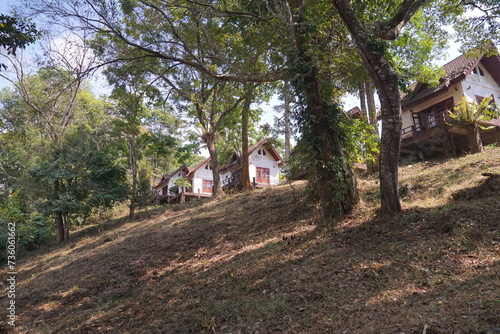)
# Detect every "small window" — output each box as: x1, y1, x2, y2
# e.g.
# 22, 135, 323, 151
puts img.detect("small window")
473, 66, 485, 76
205, 164, 212, 170
258, 149, 266, 156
